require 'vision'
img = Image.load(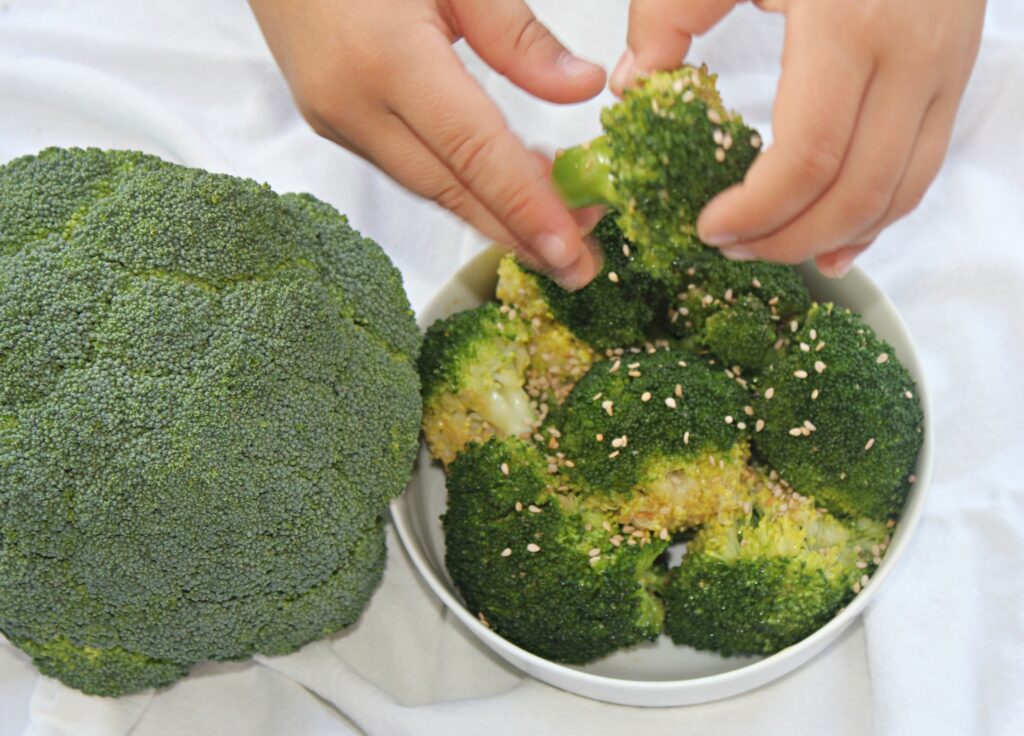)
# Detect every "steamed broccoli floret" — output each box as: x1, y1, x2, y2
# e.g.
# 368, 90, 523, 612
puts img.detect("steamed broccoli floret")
554, 348, 753, 532
663, 474, 889, 656
495, 216, 662, 350
702, 295, 778, 371
751, 303, 924, 520
419, 303, 538, 465
551, 65, 760, 281
0, 147, 421, 696
443, 437, 668, 664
